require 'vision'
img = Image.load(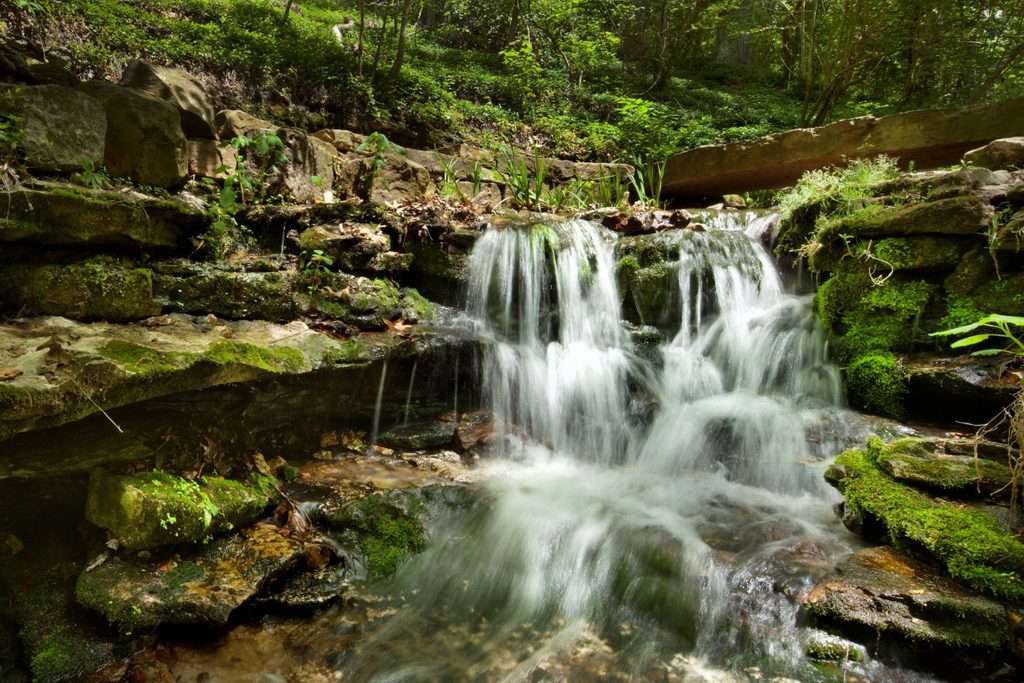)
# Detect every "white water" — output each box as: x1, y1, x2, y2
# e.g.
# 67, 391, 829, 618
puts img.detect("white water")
342, 216, 922, 682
